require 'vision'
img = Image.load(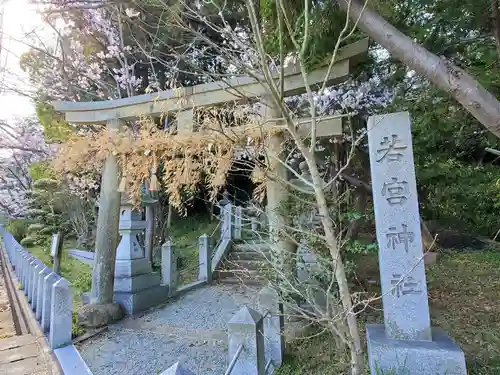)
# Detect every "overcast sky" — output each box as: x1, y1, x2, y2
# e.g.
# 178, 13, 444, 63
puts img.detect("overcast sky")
0, 0, 46, 121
